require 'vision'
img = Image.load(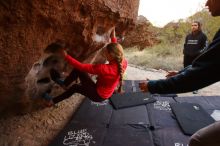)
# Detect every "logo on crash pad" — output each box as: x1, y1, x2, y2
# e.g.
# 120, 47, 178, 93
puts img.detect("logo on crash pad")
153, 101, 171, 111
91, 100, 109, 106
63, 129, 94, 146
